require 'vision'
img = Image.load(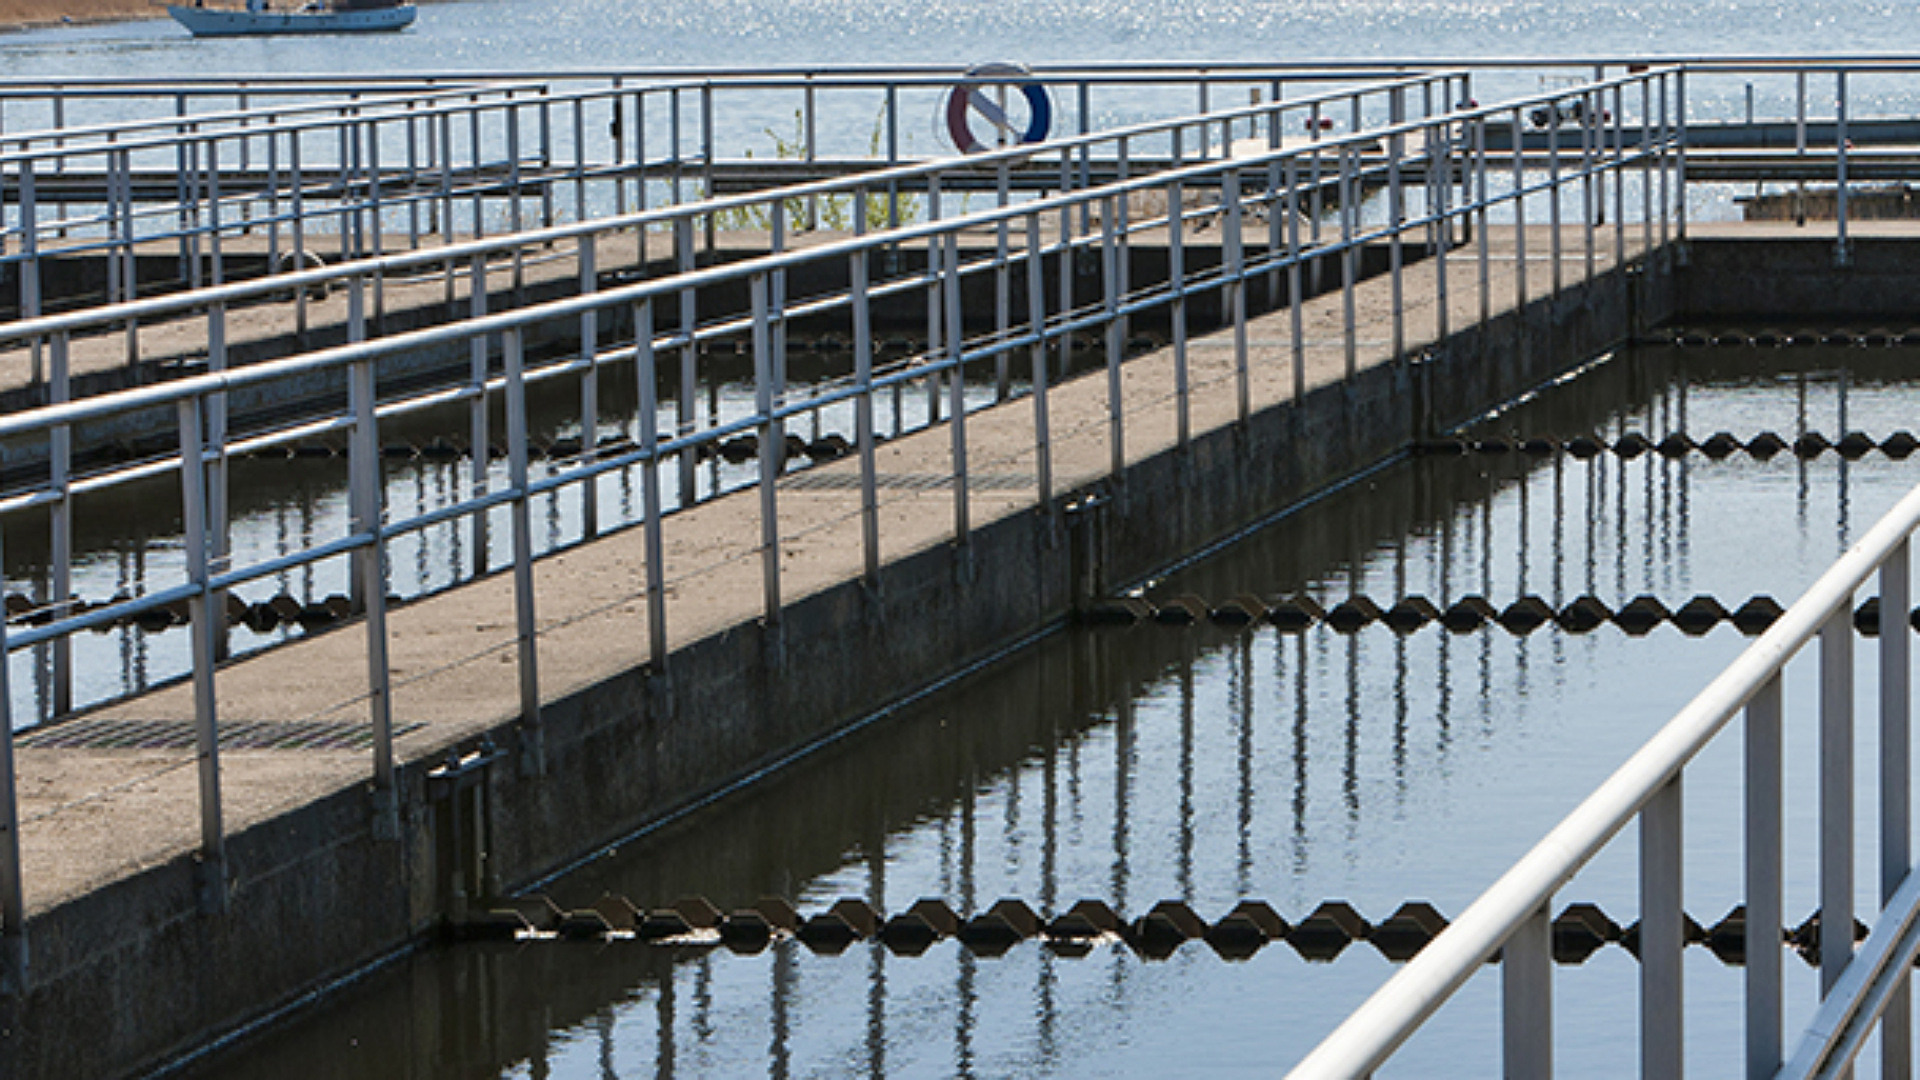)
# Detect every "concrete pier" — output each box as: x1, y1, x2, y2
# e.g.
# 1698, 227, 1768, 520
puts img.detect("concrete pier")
11, 217, 1920, 1078
0, 217, 1686, 1078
